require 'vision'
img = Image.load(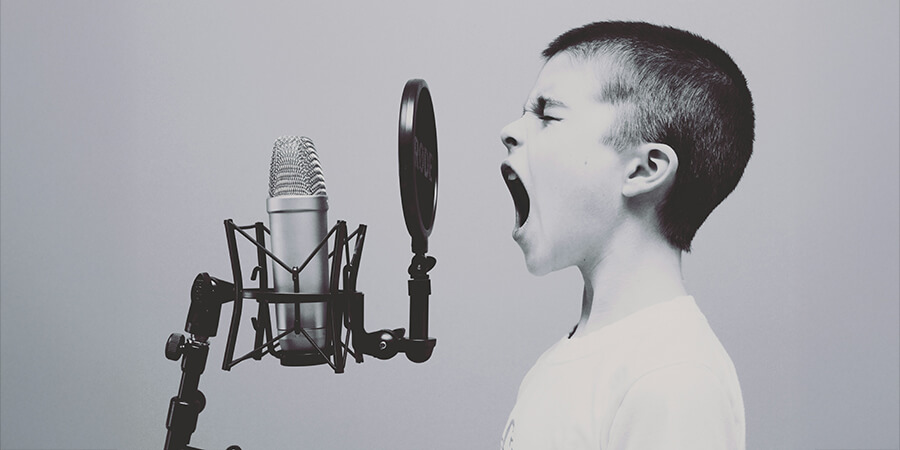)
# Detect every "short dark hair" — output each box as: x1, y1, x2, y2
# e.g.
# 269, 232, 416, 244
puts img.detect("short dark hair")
544, 21, 755, 251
